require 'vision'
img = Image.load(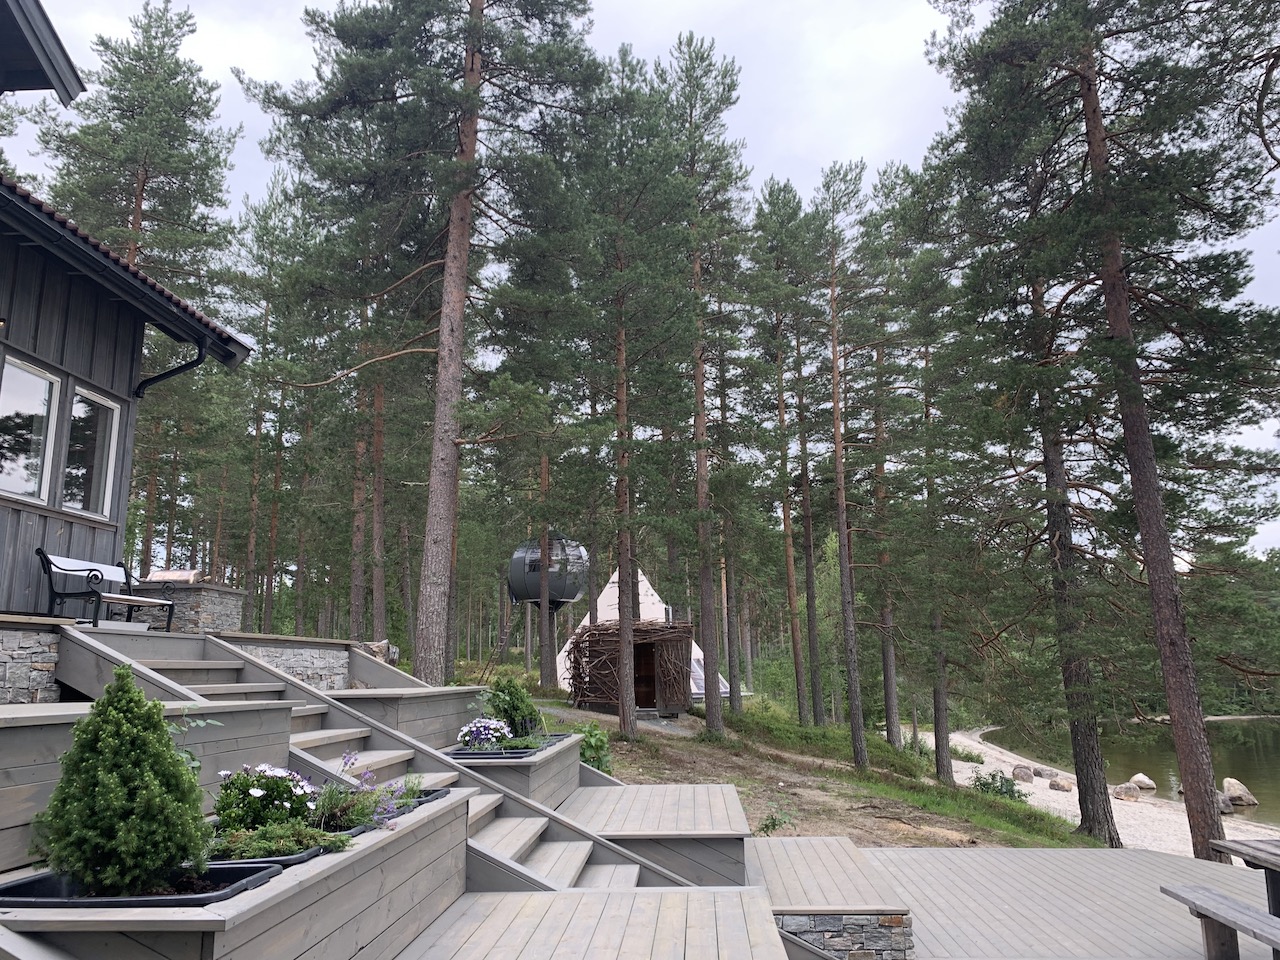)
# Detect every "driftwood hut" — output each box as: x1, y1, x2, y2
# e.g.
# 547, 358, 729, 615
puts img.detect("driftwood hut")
565, 618, 693, 715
